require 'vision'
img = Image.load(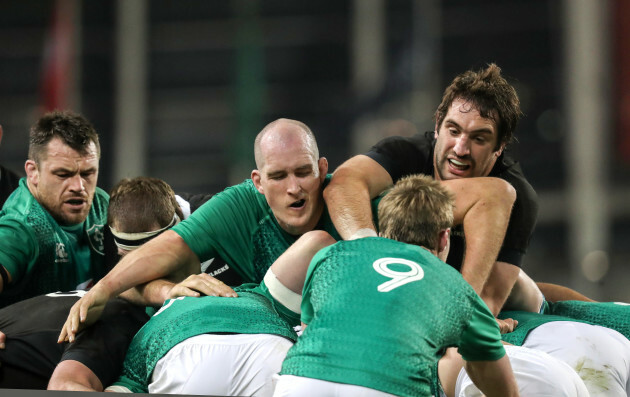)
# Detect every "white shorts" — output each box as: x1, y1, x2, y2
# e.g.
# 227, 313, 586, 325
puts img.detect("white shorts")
150, 333, 294, 396
455, 345, 589, 397
524, 321, 630, 397
273, 374, 399, 397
